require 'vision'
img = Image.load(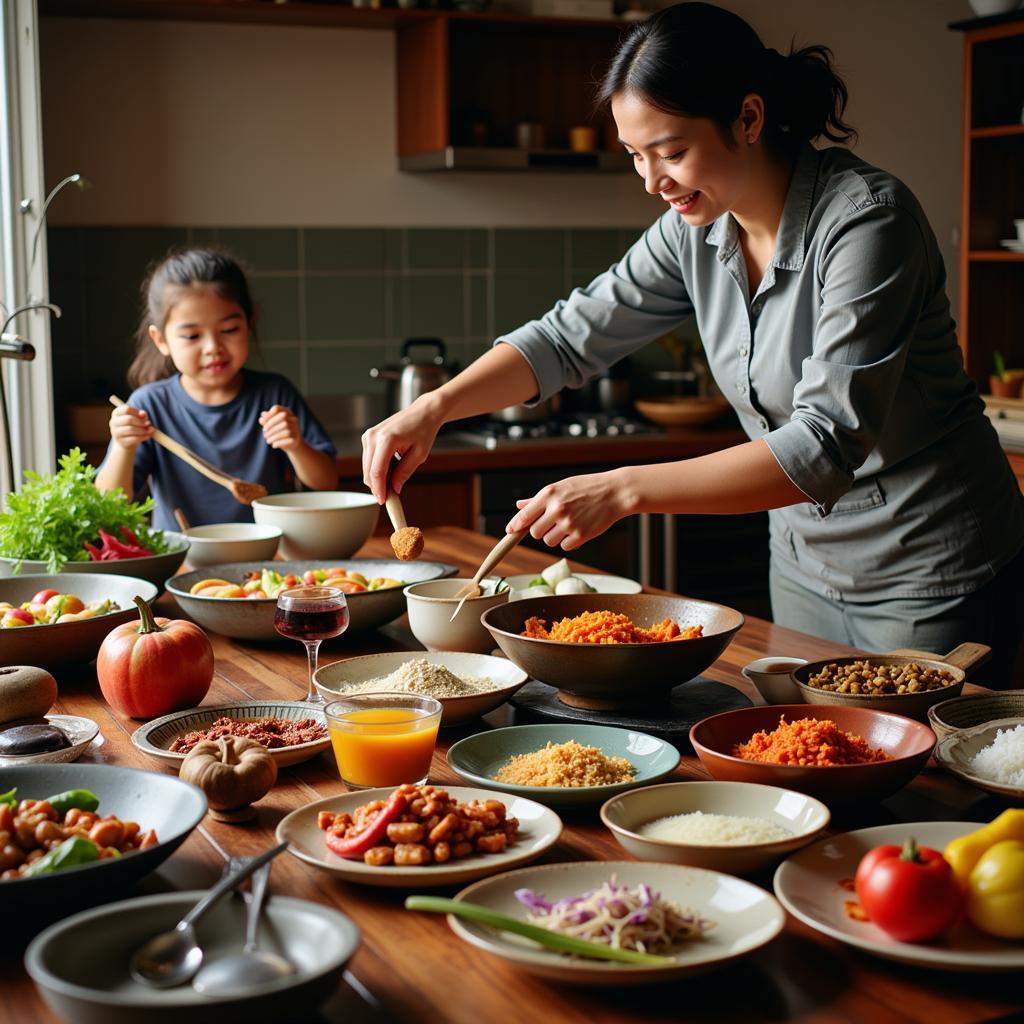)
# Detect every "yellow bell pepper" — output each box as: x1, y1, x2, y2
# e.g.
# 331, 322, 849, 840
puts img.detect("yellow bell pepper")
944, 809, 1024, 888
965, 839, 1024, 939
